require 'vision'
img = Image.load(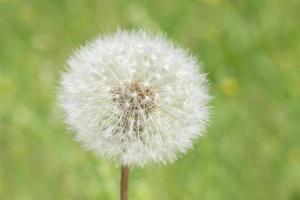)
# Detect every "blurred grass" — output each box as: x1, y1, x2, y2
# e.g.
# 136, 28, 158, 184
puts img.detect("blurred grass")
0, 0, 300, 199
